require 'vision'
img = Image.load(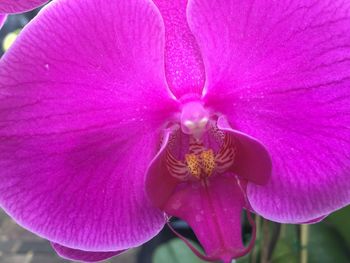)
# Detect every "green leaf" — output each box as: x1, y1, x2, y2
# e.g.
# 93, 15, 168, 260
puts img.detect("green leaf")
308, 223, 350, 263
152, 238, 206, 263
325, 206, 350, 248
271, 239, 299, 263
307, 206, 350, 263
236, 255, 250, 263
271, 225, 299, 263
270, 219, 350, 263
